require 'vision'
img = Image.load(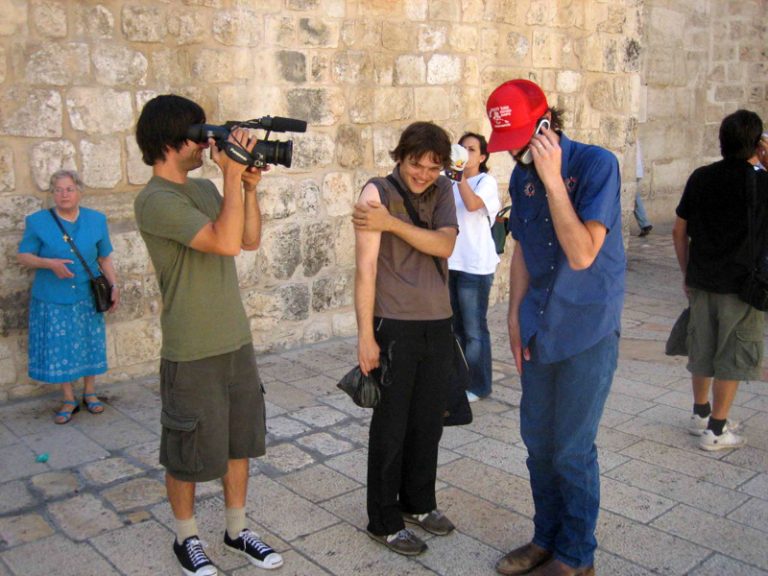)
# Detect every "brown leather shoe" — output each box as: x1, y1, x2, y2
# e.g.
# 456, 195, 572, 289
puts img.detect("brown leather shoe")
496, 543, 552, 576
529, 559, 595, 576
